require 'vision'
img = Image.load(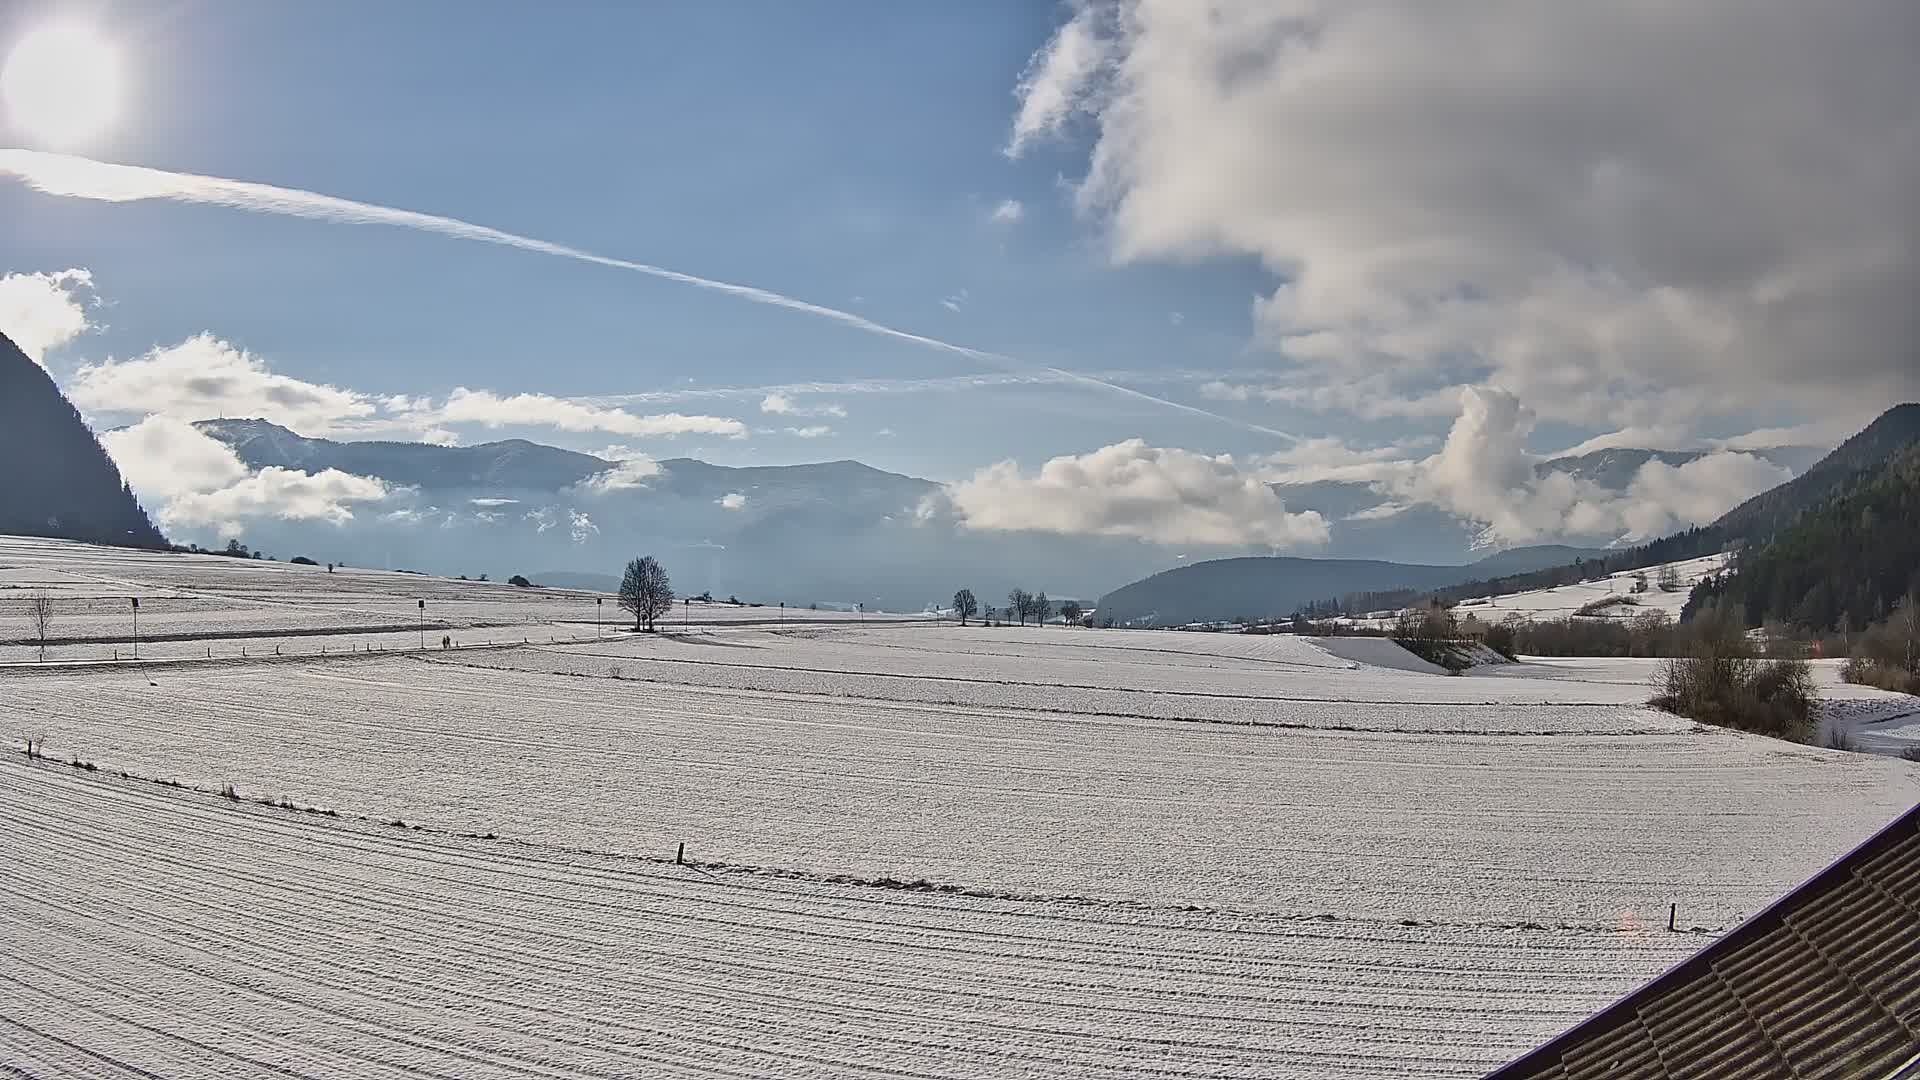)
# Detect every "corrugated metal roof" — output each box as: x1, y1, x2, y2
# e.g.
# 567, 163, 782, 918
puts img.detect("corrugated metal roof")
1487, 803, 1920, 1080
